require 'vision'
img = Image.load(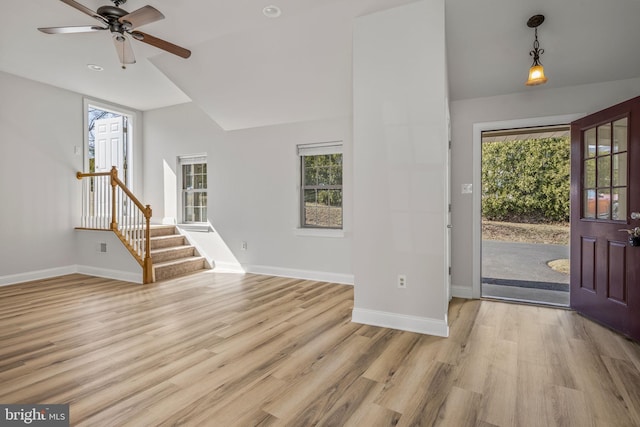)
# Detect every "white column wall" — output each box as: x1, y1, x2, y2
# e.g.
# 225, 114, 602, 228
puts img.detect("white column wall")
352, 0, 450, 336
